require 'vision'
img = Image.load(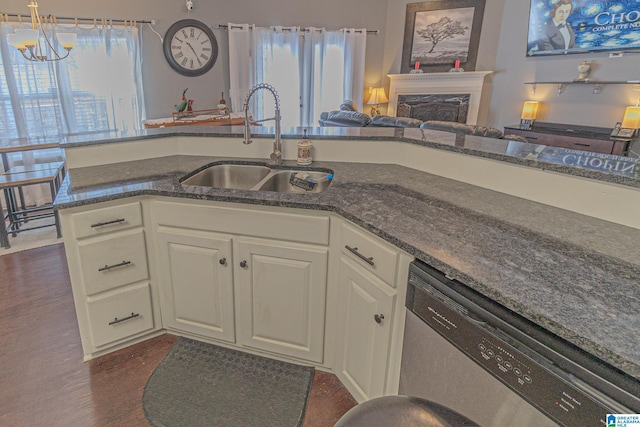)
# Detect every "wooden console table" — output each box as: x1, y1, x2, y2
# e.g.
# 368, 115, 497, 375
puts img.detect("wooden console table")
143, 109, 247, 129
504, 122, 629, 156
